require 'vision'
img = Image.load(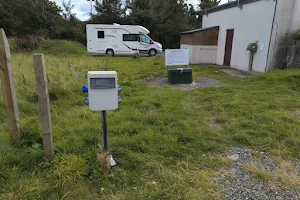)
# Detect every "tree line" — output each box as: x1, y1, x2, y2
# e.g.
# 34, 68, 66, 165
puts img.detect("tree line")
0, 0, 220, 49
91, 0, 220, 48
